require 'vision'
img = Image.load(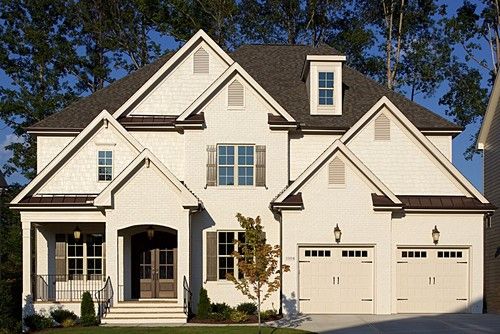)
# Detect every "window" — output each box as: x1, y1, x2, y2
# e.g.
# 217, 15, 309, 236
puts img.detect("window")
402, 250, 427, 258
304, 249, 332, 257
228, 79, 244, 108
61, 234, 105, 279
218, 145, 254, 186
438, 251, 462, 258
193, 47, 209, 74
318, 72, 334, 105
218, 231, 245, 280
98, 150, 113, 181
342, 249, 368, 258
